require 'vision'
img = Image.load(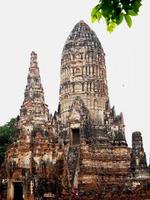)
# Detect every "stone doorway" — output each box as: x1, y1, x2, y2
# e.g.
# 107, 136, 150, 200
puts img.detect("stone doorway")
13, 182, 23, 200
72, 128, 80, 145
